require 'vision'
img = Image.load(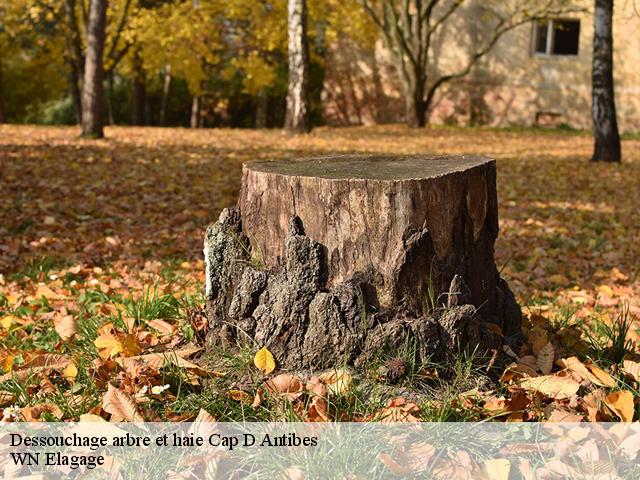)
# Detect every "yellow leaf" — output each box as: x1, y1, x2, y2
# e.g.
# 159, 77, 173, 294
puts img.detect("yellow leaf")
63, 362, 78, 382
520, 375, 580, 399
254, 346, 275, 374
483, 459, 510, 480
101, 384, 144, 422
605, 391, 634, 422
1, 315, 17, 329
94, 336, 124, 358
